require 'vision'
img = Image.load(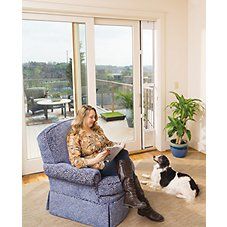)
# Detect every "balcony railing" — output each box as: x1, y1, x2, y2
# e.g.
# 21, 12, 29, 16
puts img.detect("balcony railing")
96, 79, 154, 128
143, 84, 154, 129
96, 79, 133, 112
